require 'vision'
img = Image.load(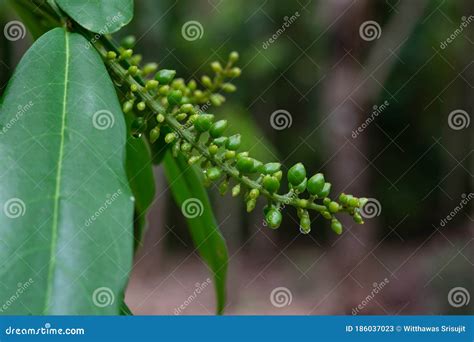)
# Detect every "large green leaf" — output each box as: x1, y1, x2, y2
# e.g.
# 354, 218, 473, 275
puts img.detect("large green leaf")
163, 152, 228, 314
0, 28, 133, 314
124, 113, 155, 249
55, 0, 133, 34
